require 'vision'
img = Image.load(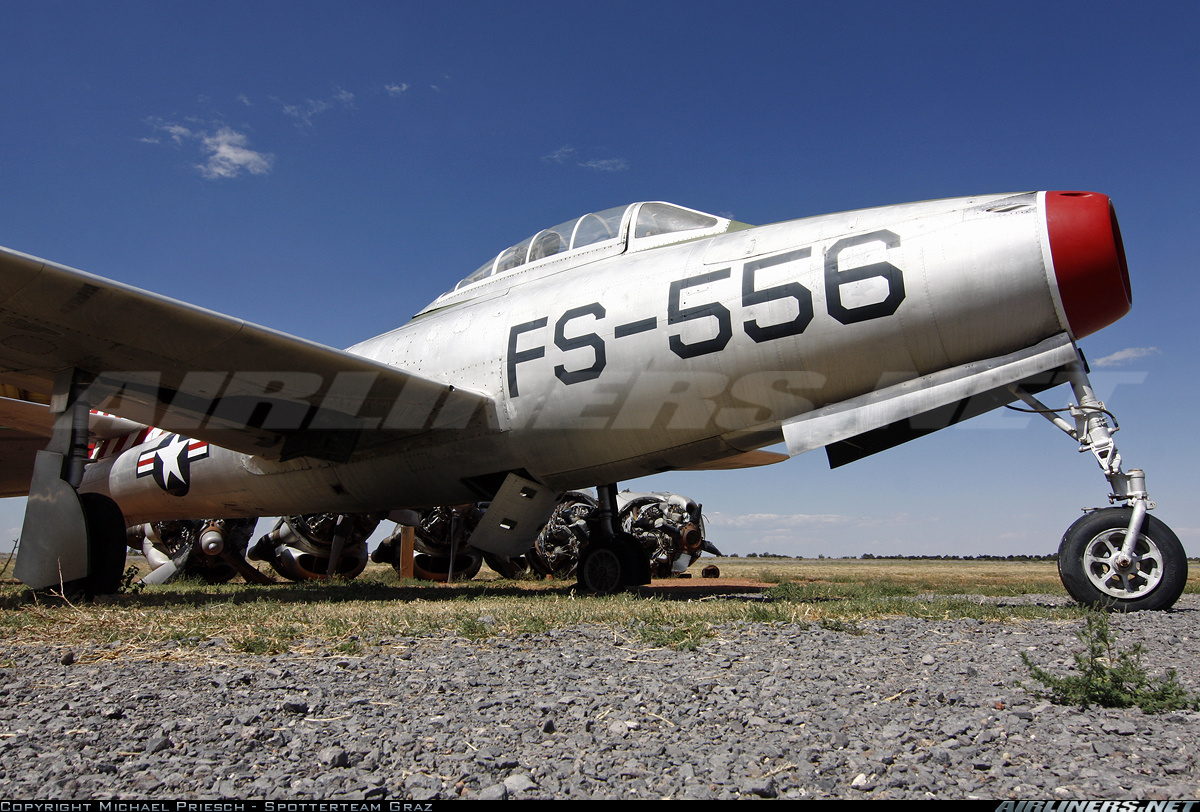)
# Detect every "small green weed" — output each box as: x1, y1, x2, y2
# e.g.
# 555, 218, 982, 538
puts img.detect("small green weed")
753, 568, 793, 585
334, 639, 362, 655
628, 619, 713, 651
819, 617, 864, 635
455, 616, 495, 640
235, 636, 277, 655
233, 624, 301, 655
514, 615, 552, 634
1022, 612, 1199, 713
